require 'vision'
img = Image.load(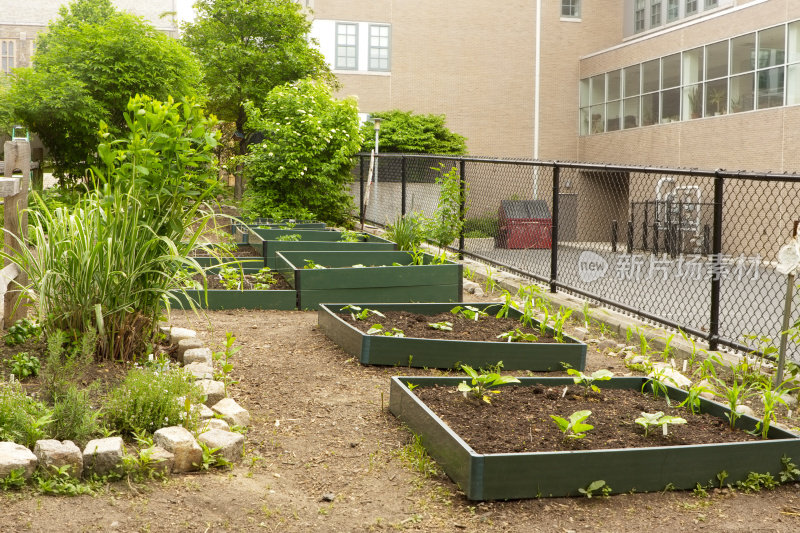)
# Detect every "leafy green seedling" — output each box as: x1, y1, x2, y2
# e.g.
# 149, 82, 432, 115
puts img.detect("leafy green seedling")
366, 324, 405, 337
340, 305, 385, 321
6, 351, 40, 379
339, 230, 364, 243
635, 411, 687, 437
428, 321, 453, 331
578, 479, 611, 498
550, 410, 593, 440
567, 368, 613, 394
457, 365, 520, 404
497, 329, 538, 343
253, 267, 277, 289
276, 233, 301, 241
4, 318, 41, 346
451, 305, 489, 322
303, 259, 326, 269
